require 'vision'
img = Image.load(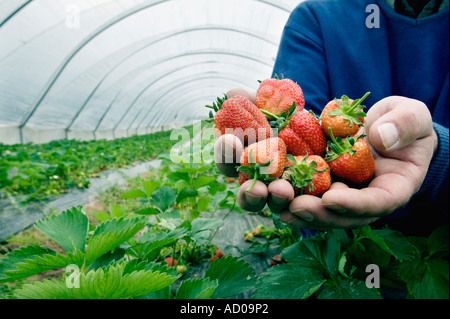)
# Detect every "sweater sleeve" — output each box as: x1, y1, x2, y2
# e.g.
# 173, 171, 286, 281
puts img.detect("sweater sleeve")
271, 4, 330, 116
416, 122, 449, 213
